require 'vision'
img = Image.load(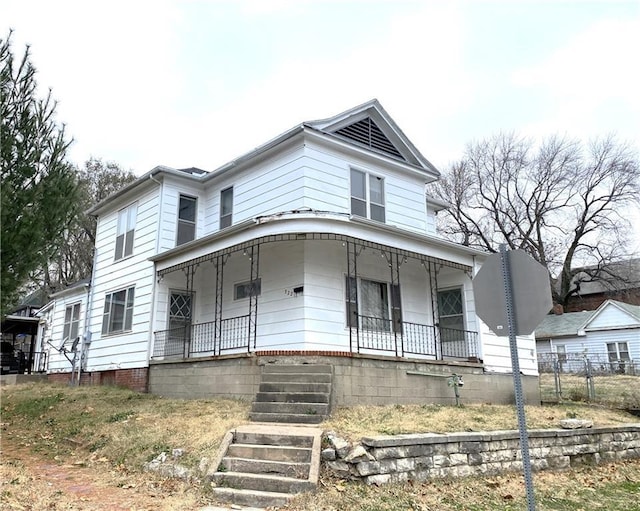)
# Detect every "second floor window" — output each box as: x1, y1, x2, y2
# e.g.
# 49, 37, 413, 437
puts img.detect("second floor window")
63, 303, 81, 341
102, 286, 135, 335
115, 203, 137, 260
177, 195, 197, 246
220, 187, 233, 229
350, 169, 385, 222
